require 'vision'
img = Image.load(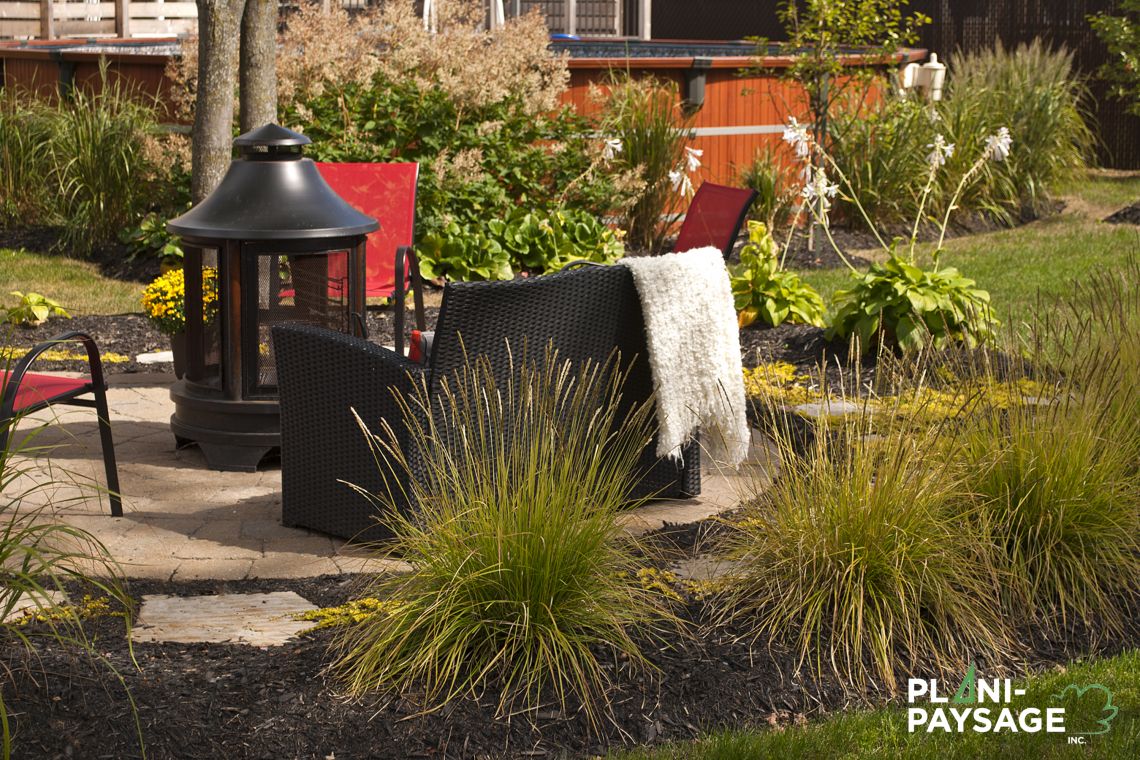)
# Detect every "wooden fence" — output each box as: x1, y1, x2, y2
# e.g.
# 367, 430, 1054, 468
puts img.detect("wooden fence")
0, 1, 198, 39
